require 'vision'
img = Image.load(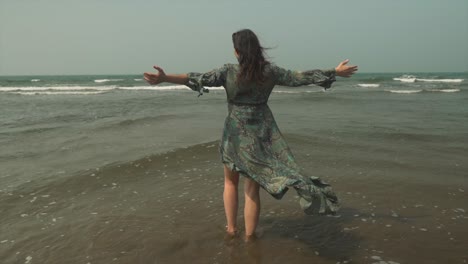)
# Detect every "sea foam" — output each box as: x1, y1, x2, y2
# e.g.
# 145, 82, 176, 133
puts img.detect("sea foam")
119, 85, 223, 91
394, 75, 416, 83
358, 84, 380, 88
393, 75, 463, 83
0, 86, 116, 91
8, 91, 106, 95
386, 88, 461, 94
416, 78, 463, 83
0, 85, 224, 94
428, 89, 460, 93
94, 79, 124, 83
117, 85, 190, 91
387, 90, 422, 94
